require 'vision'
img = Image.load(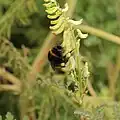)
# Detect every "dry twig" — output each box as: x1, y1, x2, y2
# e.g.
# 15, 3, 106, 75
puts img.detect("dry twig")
107, 48, 120, 98
0, 67, 21, 94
